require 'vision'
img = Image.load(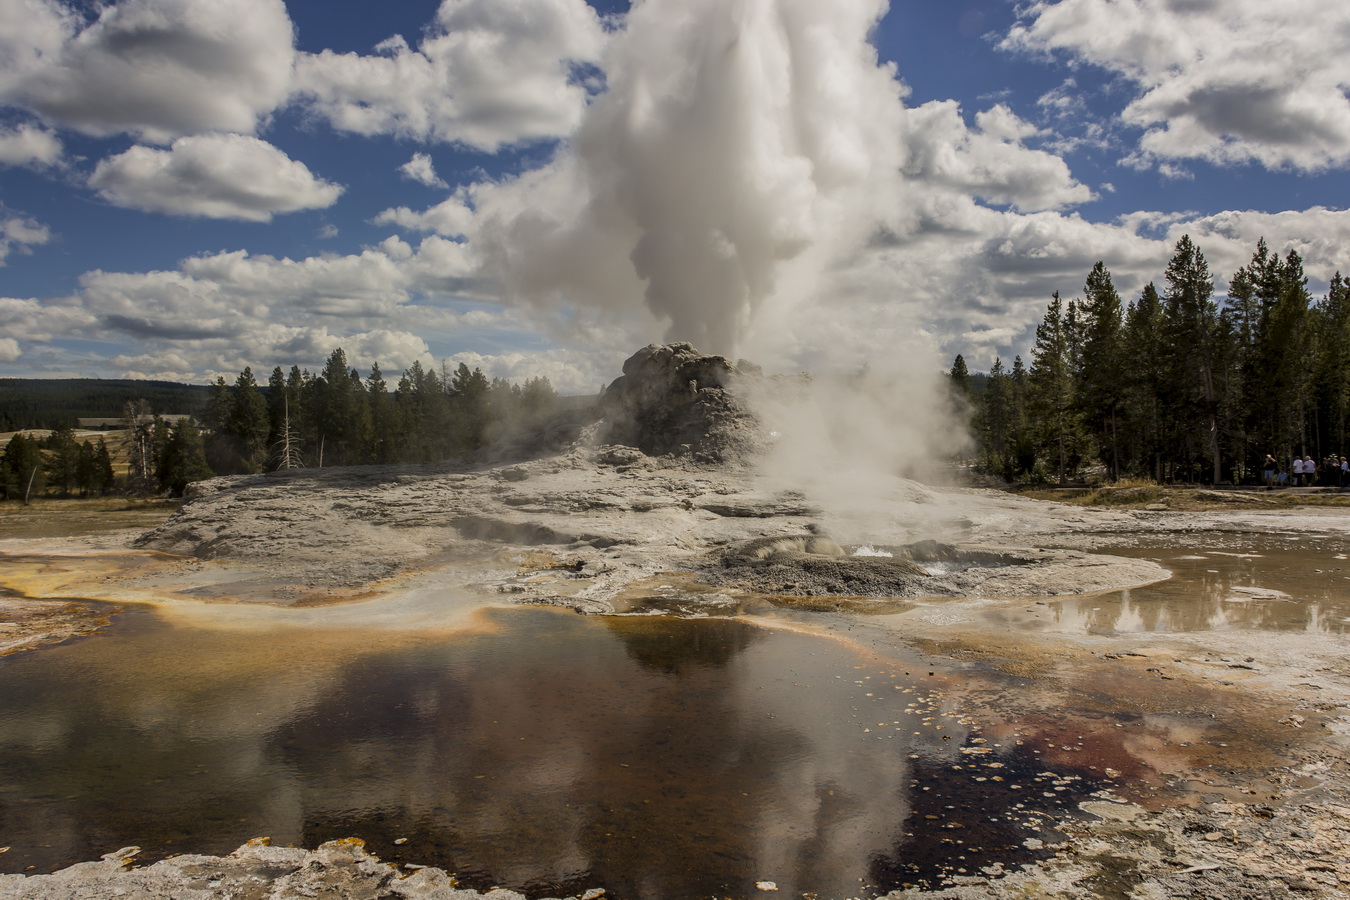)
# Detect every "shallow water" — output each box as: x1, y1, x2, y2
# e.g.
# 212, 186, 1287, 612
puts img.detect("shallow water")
4, 534, 1341, 897
0, 602, 1113, 898
1050, 542, 1350, 635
